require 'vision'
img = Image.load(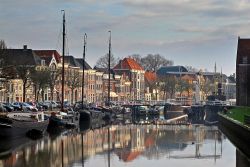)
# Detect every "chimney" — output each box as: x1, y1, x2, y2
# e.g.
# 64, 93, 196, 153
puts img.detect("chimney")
23, 45, 27, 50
